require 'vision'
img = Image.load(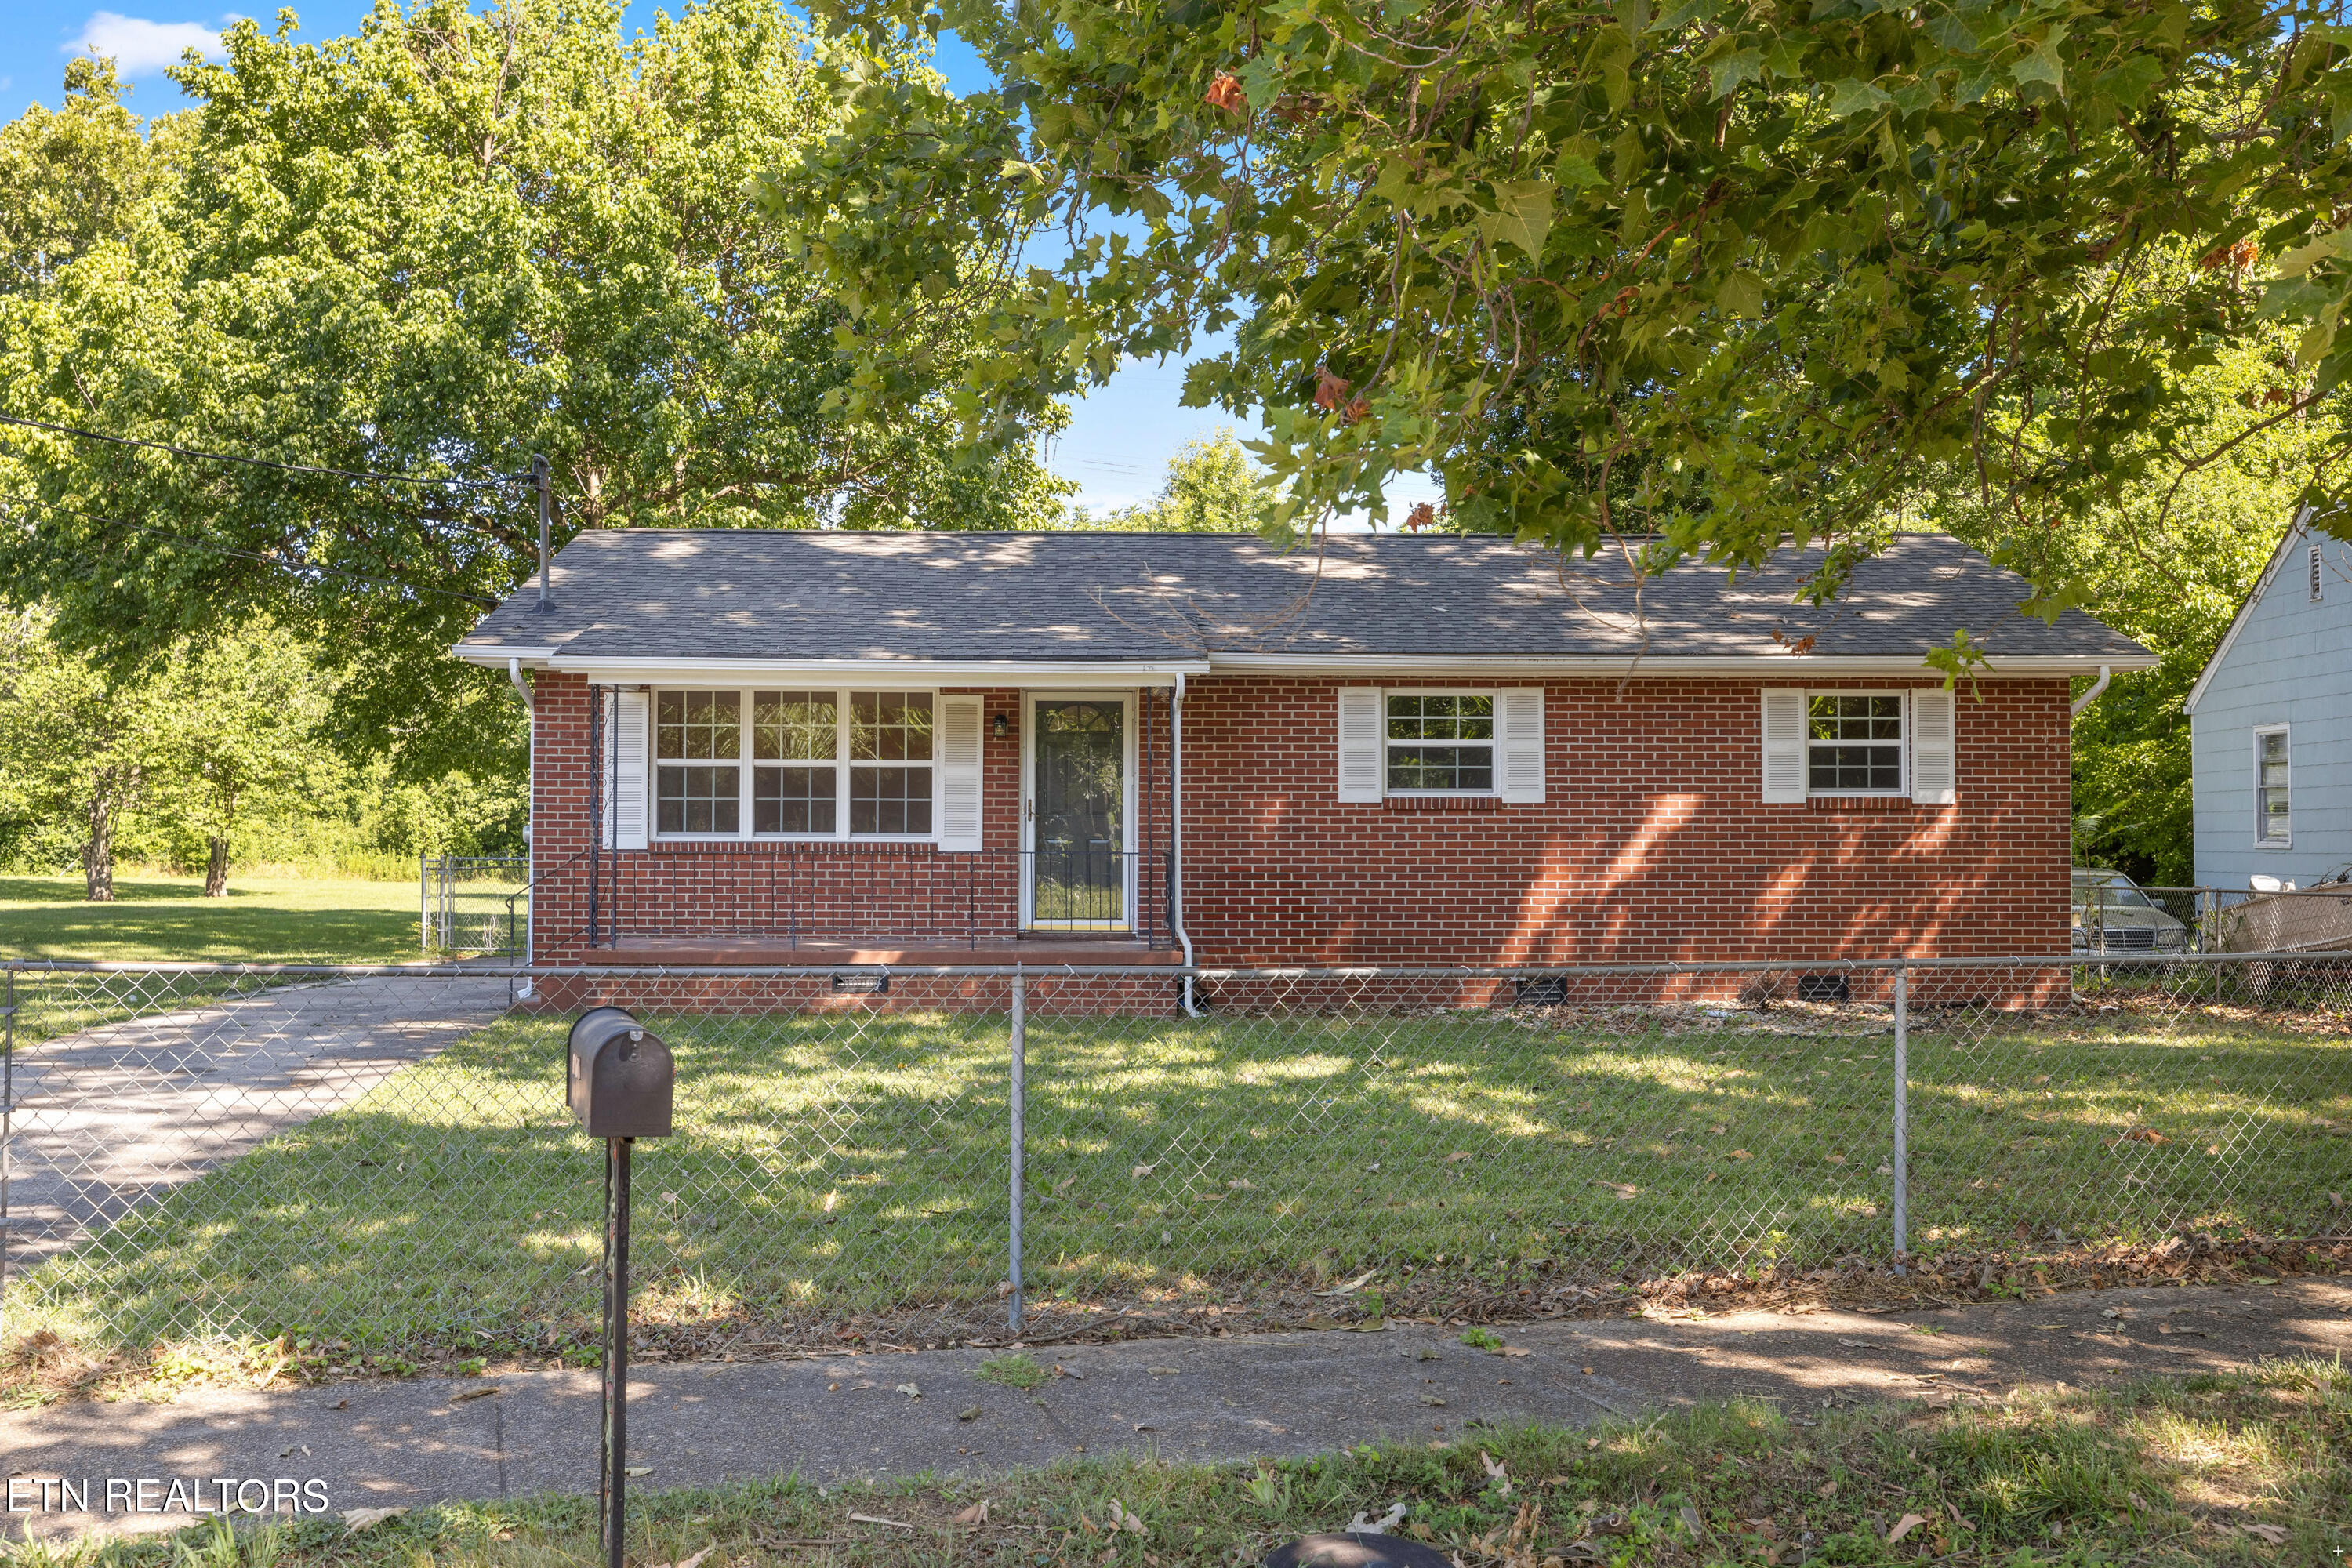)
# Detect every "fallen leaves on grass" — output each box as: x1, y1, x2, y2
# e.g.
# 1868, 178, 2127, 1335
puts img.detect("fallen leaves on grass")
952, 1500, 989, 1526
341, 1508, 407, 1531
1886, 1513, 1926, 1544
